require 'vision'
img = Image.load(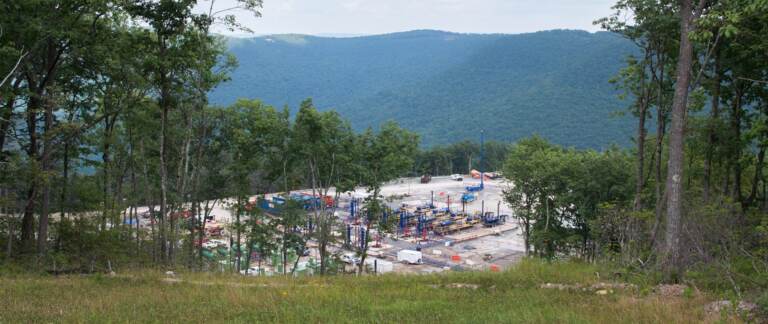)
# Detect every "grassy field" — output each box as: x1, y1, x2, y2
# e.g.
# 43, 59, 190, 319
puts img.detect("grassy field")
1, 260, 735, 323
